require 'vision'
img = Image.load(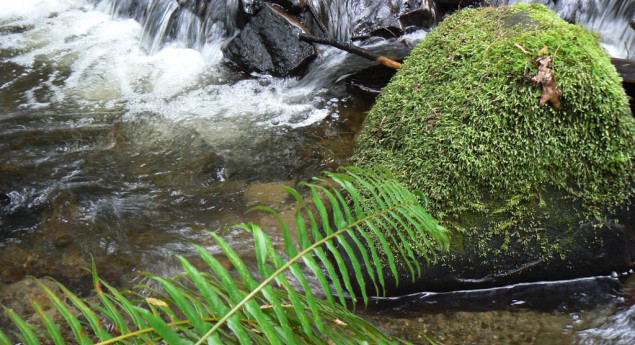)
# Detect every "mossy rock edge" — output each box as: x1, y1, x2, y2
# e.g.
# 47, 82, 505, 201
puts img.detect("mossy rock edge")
353, 4, 635, 294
